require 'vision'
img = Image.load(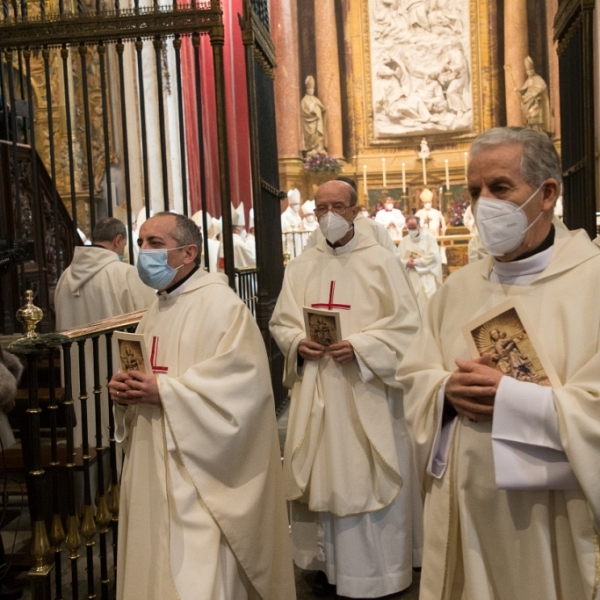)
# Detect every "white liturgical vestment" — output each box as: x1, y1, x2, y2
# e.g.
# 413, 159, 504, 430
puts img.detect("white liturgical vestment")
55, 246, 155, 447
415, 207, 446, 237
397, 227, 600, 600
398, 230, 442, 310
115, 270, 295, 600
375, 207, 406, 241
270, 232, 423, 598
